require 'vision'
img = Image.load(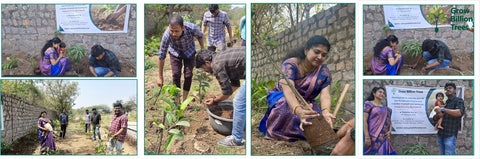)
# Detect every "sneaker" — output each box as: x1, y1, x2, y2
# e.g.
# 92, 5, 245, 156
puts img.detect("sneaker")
217, 135, 244, 148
